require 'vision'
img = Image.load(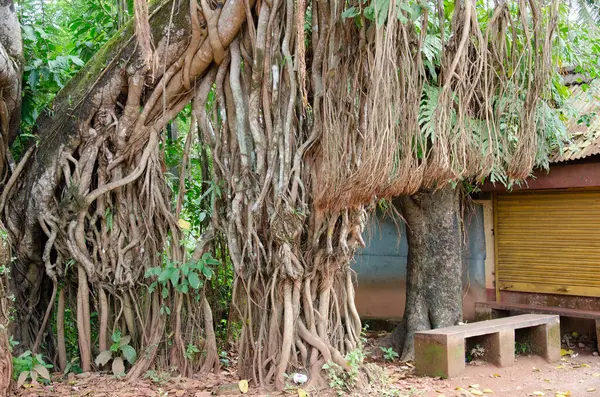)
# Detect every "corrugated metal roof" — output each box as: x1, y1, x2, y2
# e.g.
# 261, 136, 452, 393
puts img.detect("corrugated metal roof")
551, 80, 600, 163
